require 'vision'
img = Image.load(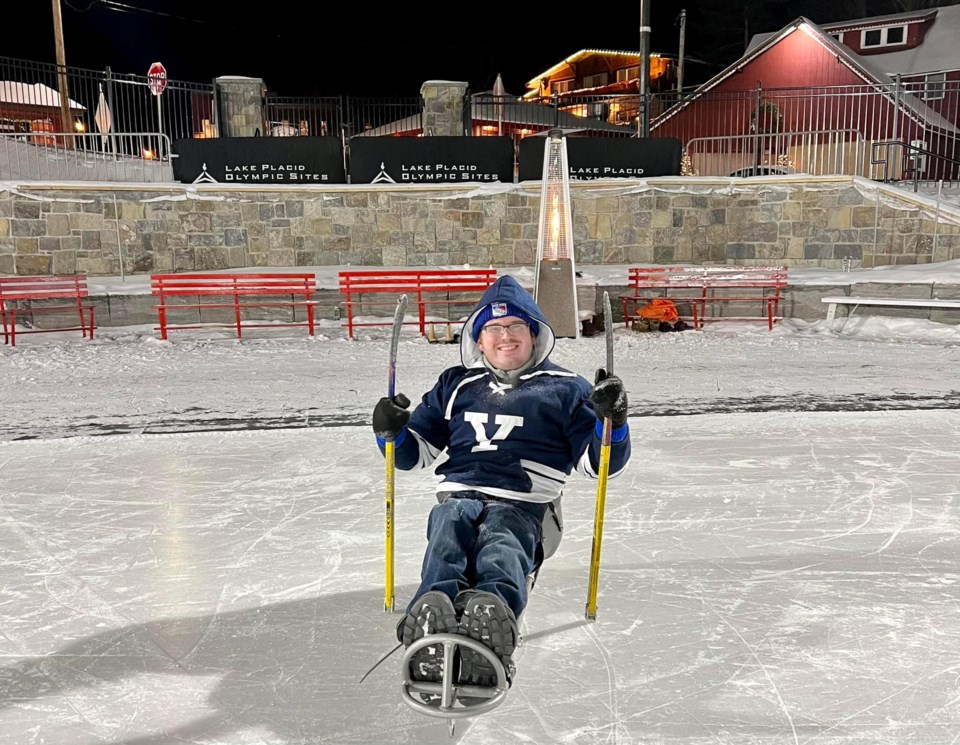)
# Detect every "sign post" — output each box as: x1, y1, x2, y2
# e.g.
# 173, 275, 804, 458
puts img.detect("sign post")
148, 62, 167, 159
